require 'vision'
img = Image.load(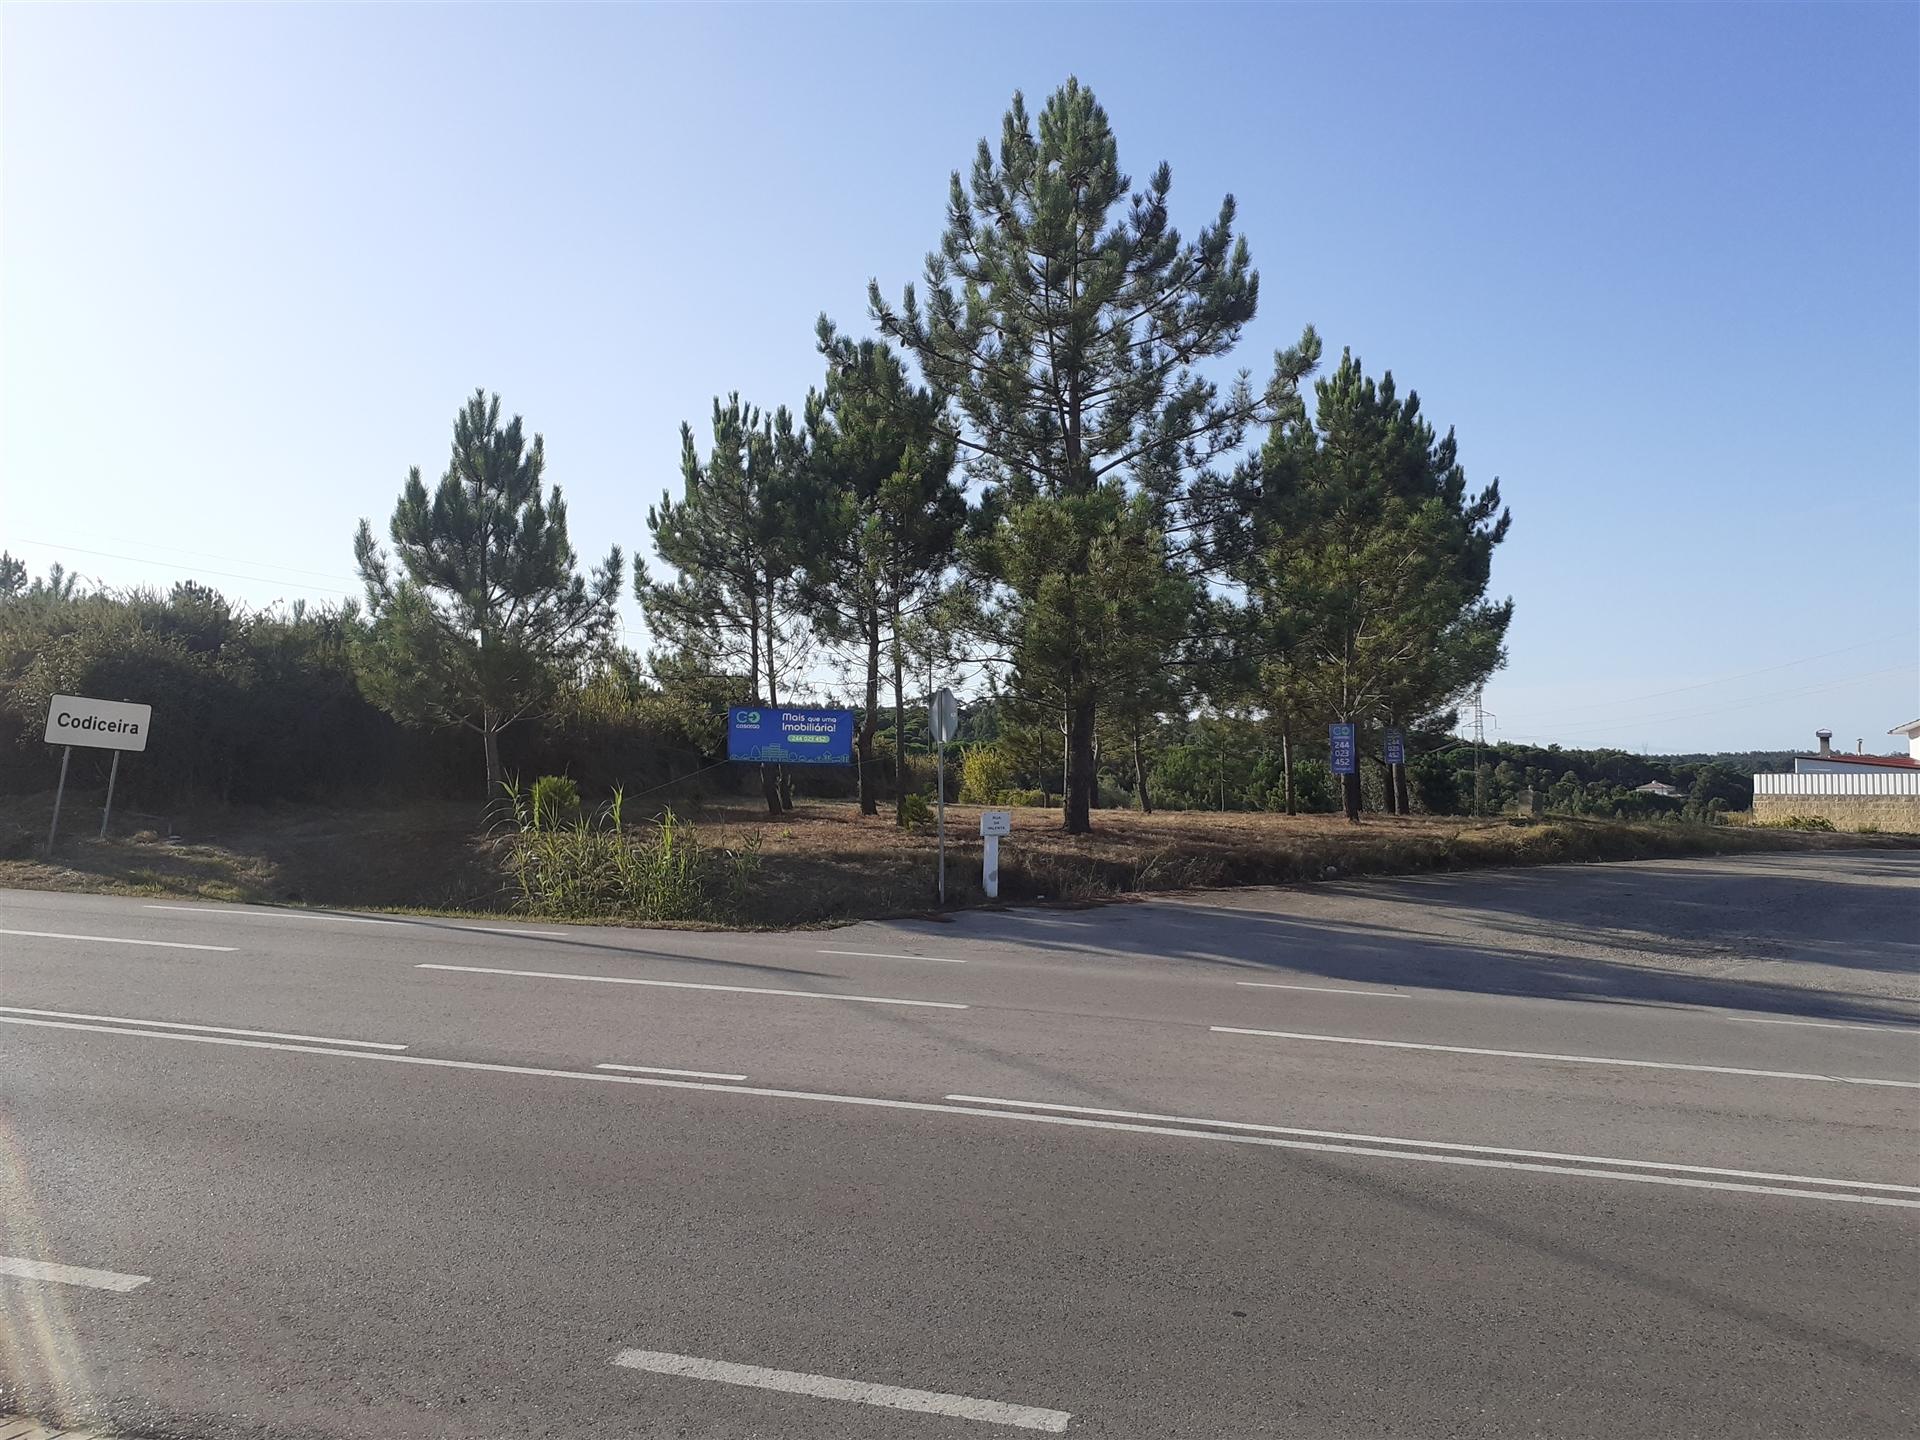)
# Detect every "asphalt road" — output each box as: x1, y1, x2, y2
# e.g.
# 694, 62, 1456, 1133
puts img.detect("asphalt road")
1, 851, 1916, 1439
